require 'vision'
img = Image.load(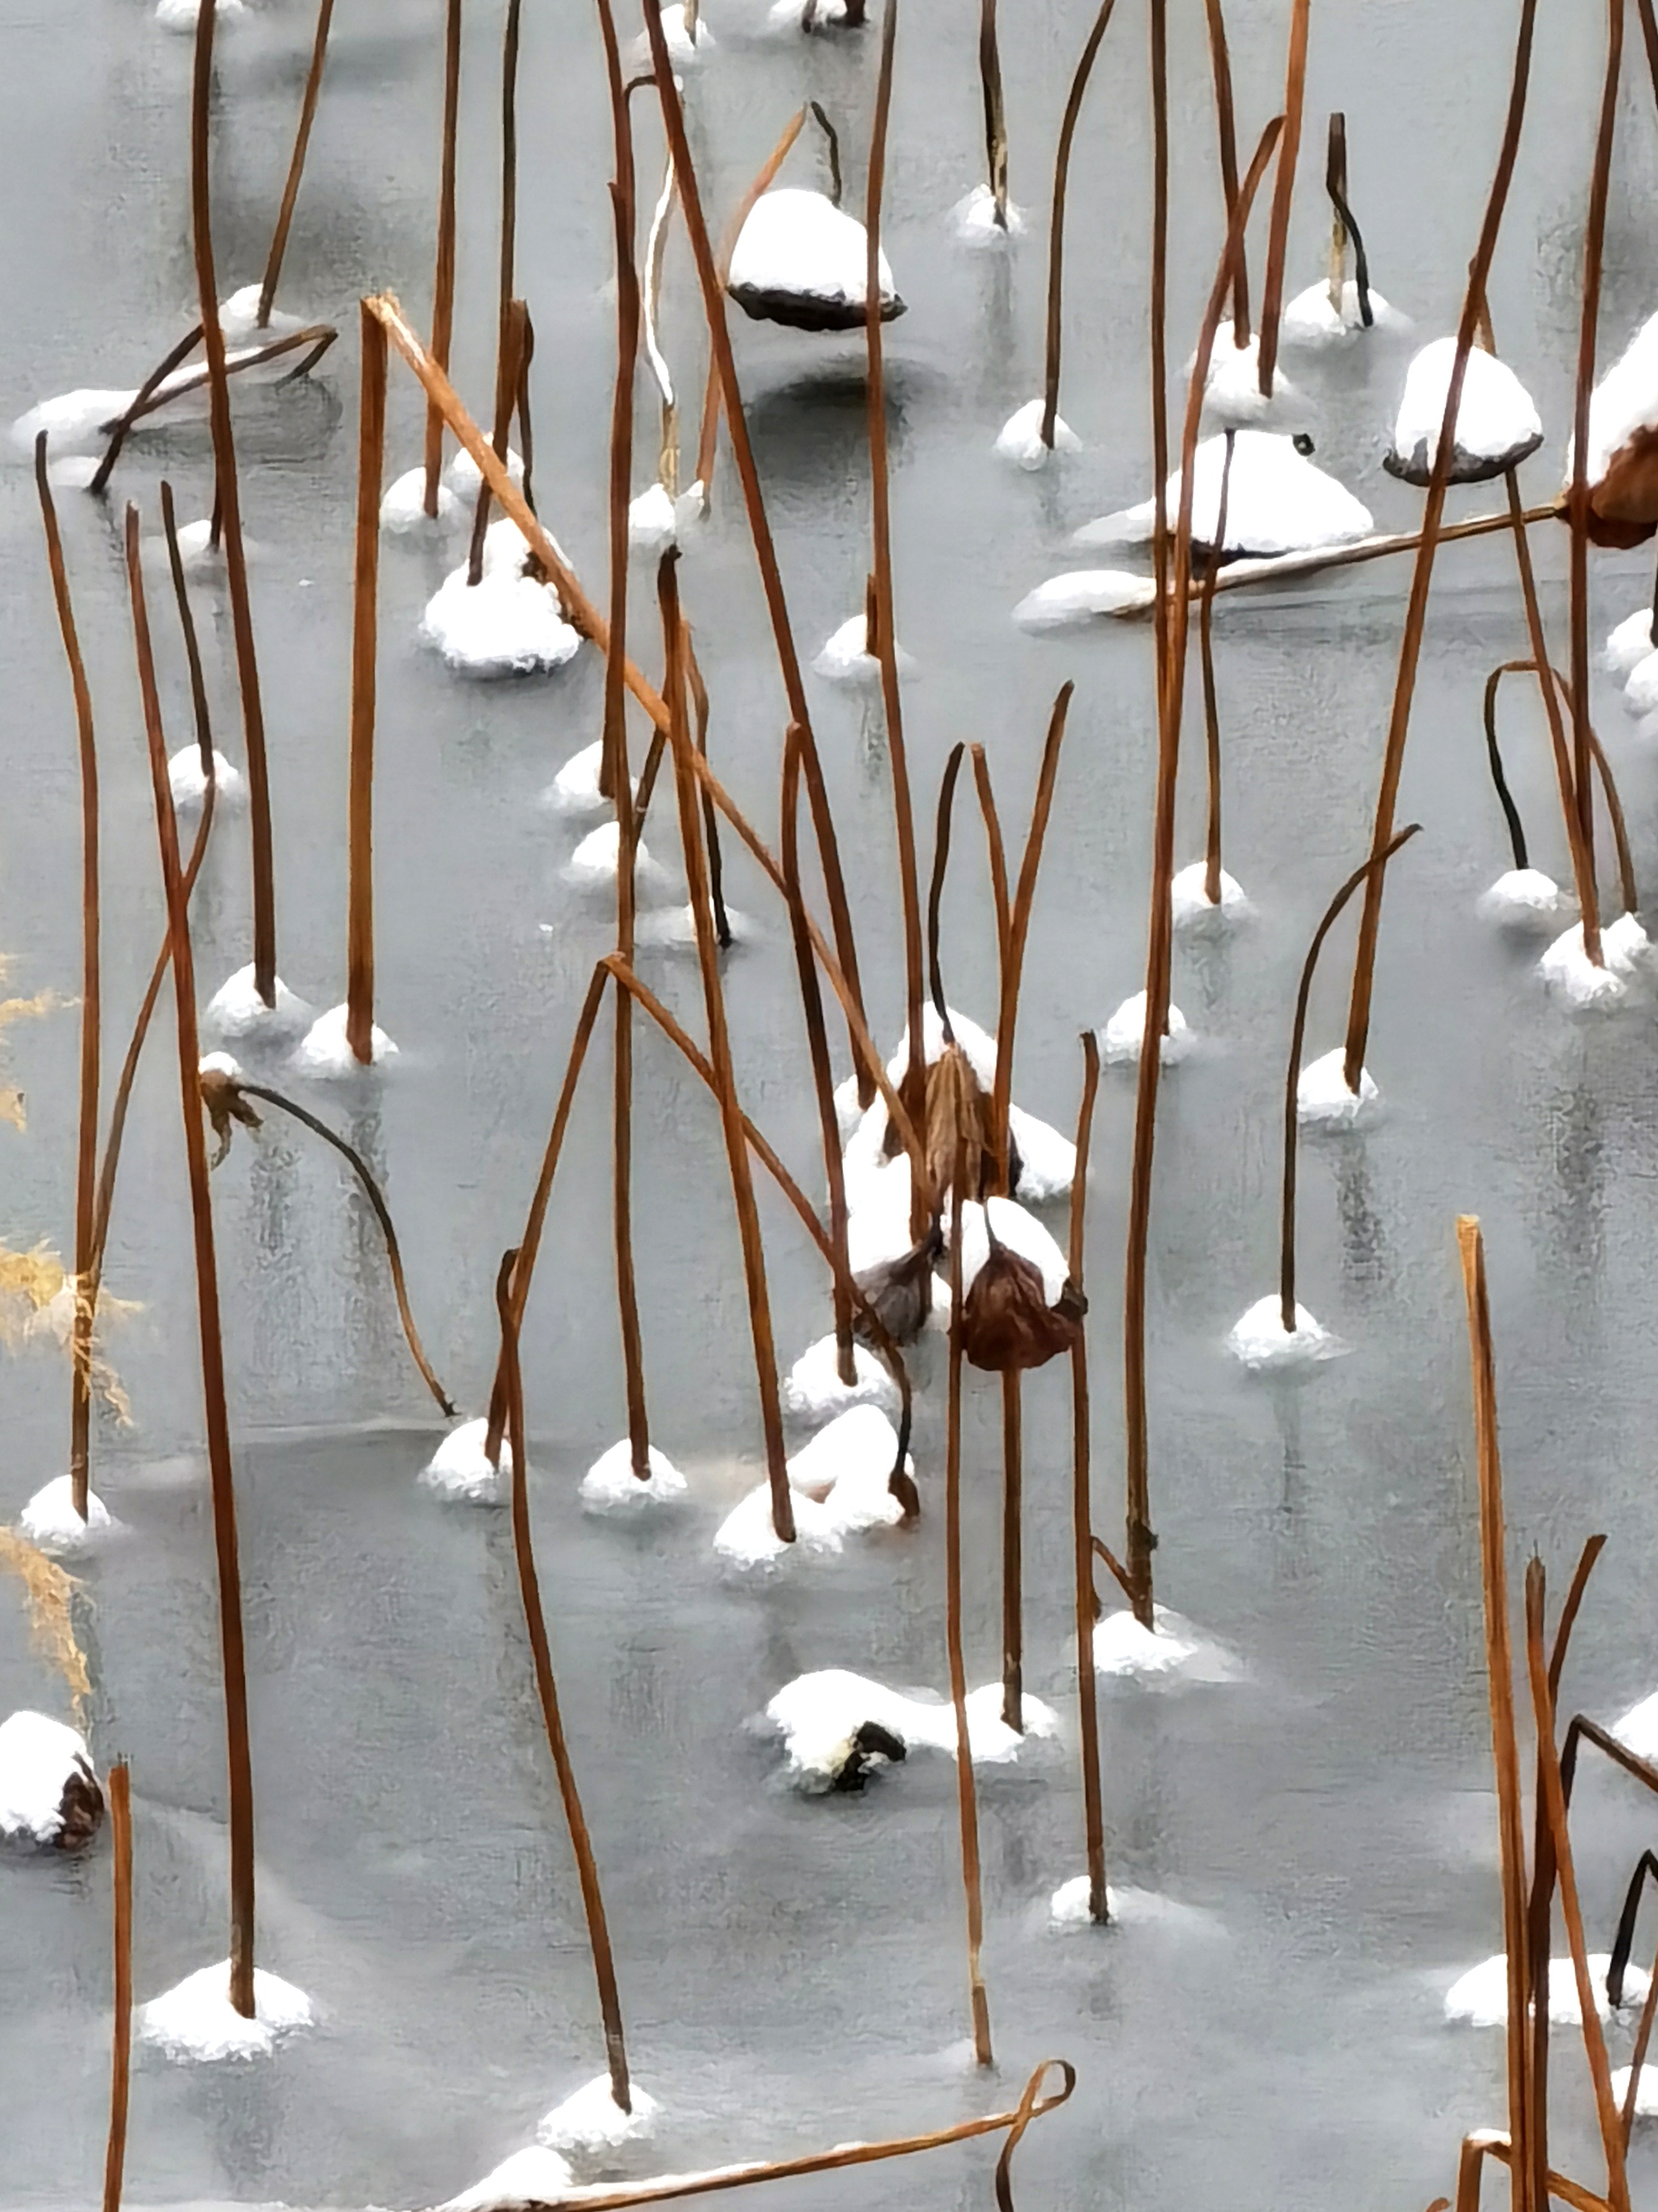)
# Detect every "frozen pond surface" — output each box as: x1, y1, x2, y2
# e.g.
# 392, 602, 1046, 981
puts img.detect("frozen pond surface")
6, 0, 1658, 2207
